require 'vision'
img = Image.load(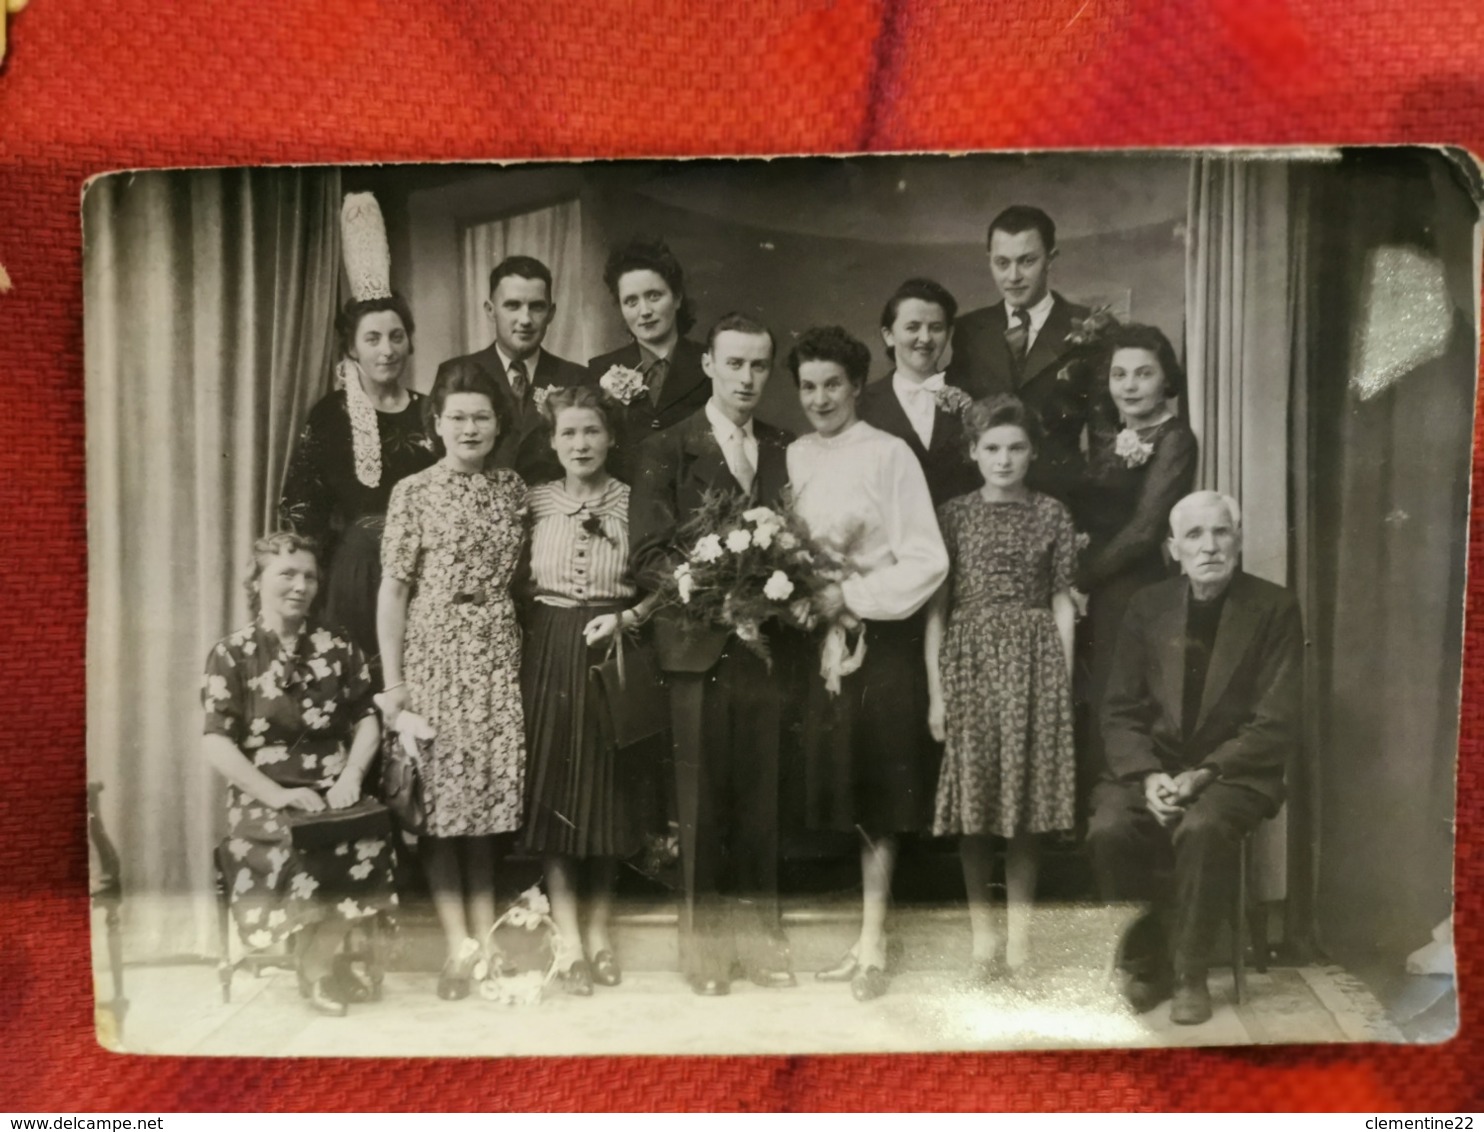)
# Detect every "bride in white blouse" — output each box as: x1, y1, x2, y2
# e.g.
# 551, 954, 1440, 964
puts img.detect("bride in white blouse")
786, 326, 949, 1003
